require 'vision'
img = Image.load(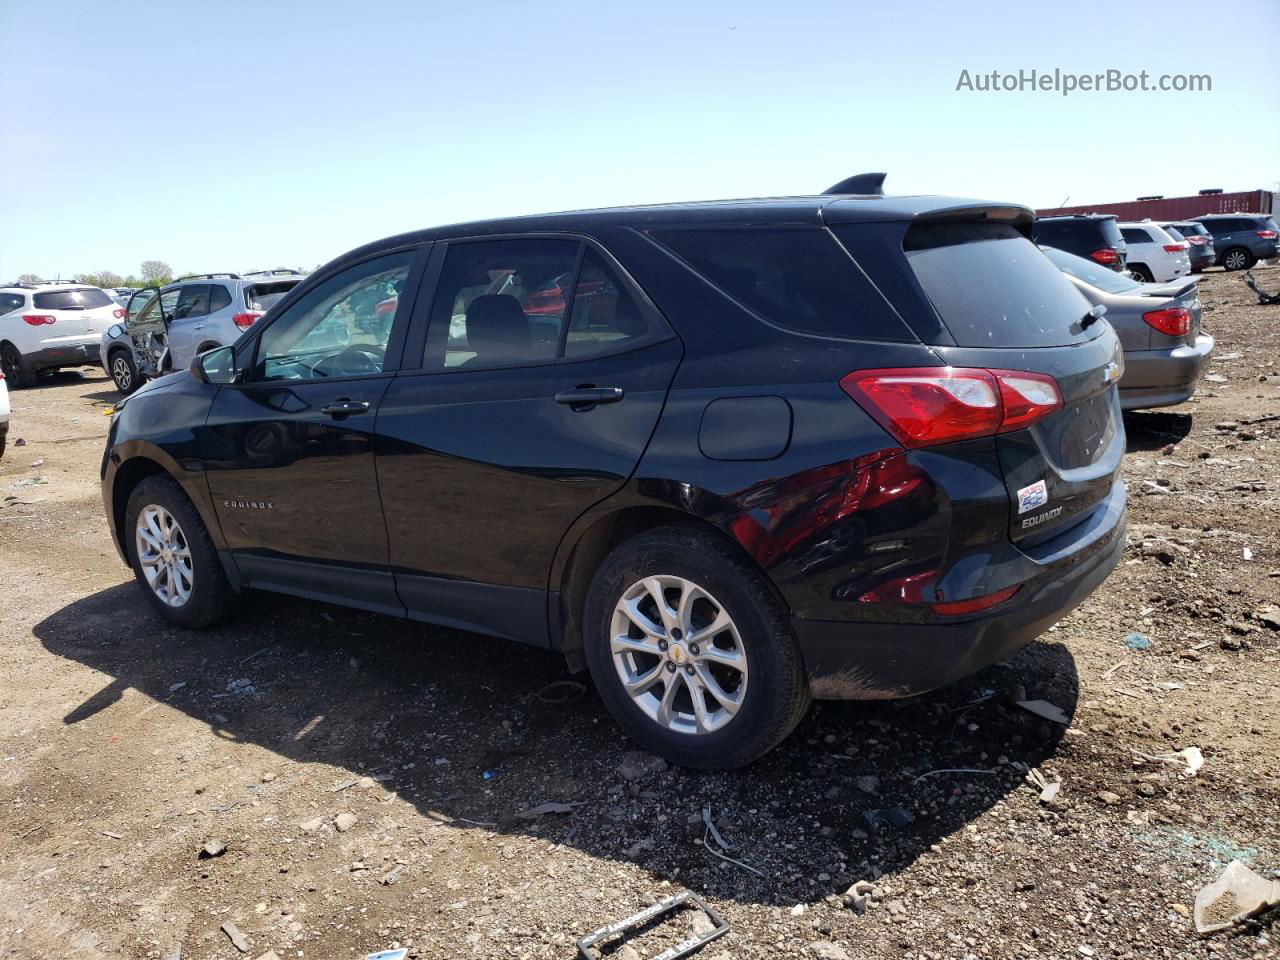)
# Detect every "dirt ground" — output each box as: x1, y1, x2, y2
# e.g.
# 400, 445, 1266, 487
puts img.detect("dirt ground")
1, 267, 1278, 960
